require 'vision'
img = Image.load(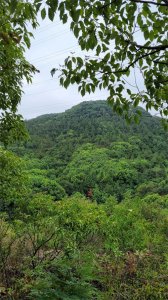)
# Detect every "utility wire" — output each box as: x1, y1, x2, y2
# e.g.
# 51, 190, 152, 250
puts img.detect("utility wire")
31, 29, 70, 47
29, 45, 80, 65
35, 20, 62, 32
24, 78, 54, 88
23, 86, 64, 96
